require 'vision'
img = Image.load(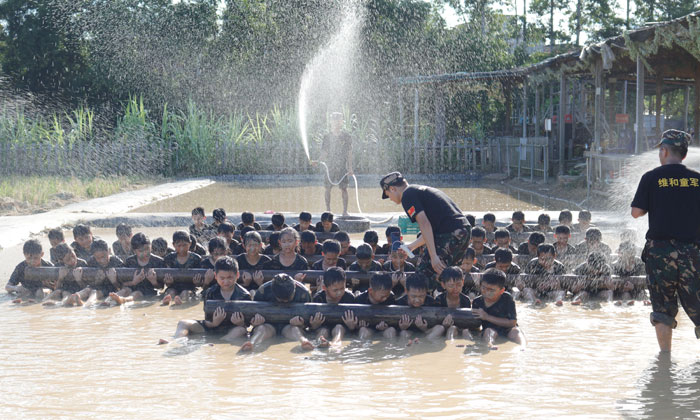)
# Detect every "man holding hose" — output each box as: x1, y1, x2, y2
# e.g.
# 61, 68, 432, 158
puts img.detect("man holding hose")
381, 172, 471, 290
317, 112, 353, 216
